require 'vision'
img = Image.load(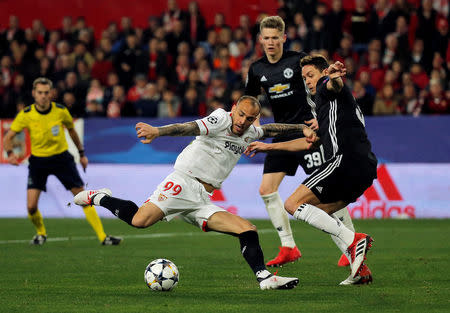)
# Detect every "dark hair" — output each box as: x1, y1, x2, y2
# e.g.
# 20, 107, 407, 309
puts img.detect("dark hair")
300, 55, 329, 71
